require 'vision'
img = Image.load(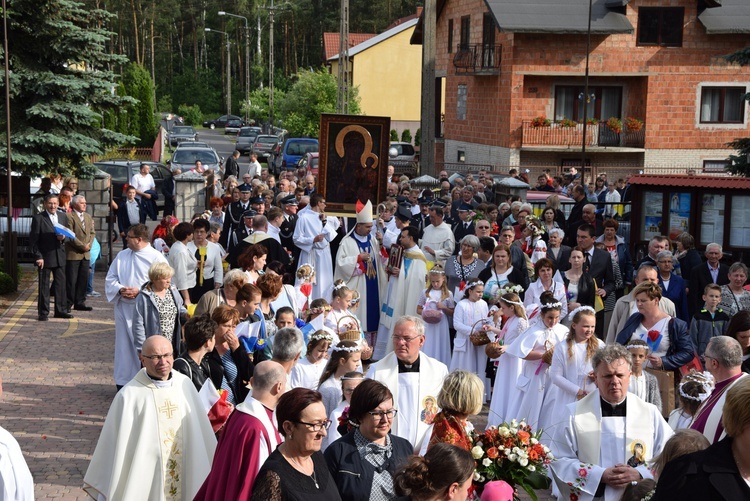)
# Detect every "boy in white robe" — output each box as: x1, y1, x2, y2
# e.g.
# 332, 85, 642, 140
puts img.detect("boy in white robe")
292, 194, 340, 300
105, 224, 168, 388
